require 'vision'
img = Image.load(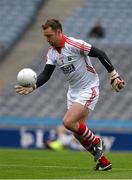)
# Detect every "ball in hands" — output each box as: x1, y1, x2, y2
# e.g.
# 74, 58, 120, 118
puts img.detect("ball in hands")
17, 68, 37, 87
